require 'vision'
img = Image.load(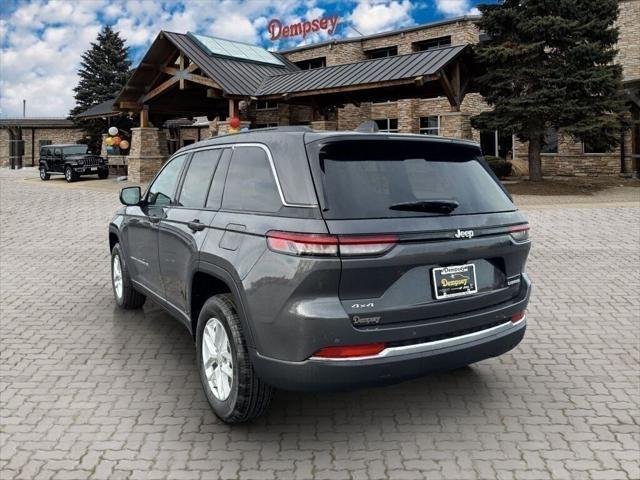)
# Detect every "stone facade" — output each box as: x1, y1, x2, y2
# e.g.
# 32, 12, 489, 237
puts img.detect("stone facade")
127, 128, 169, 183
0, 125, 84, 168
617, 0, 640, 83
